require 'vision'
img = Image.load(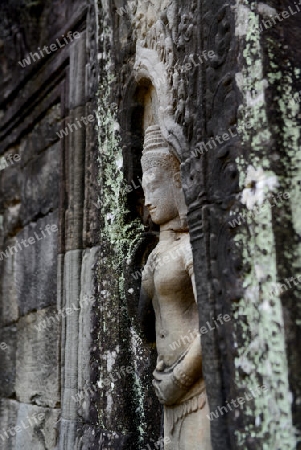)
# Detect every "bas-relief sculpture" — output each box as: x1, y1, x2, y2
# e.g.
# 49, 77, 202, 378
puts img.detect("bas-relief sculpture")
140, 125, 212, 449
